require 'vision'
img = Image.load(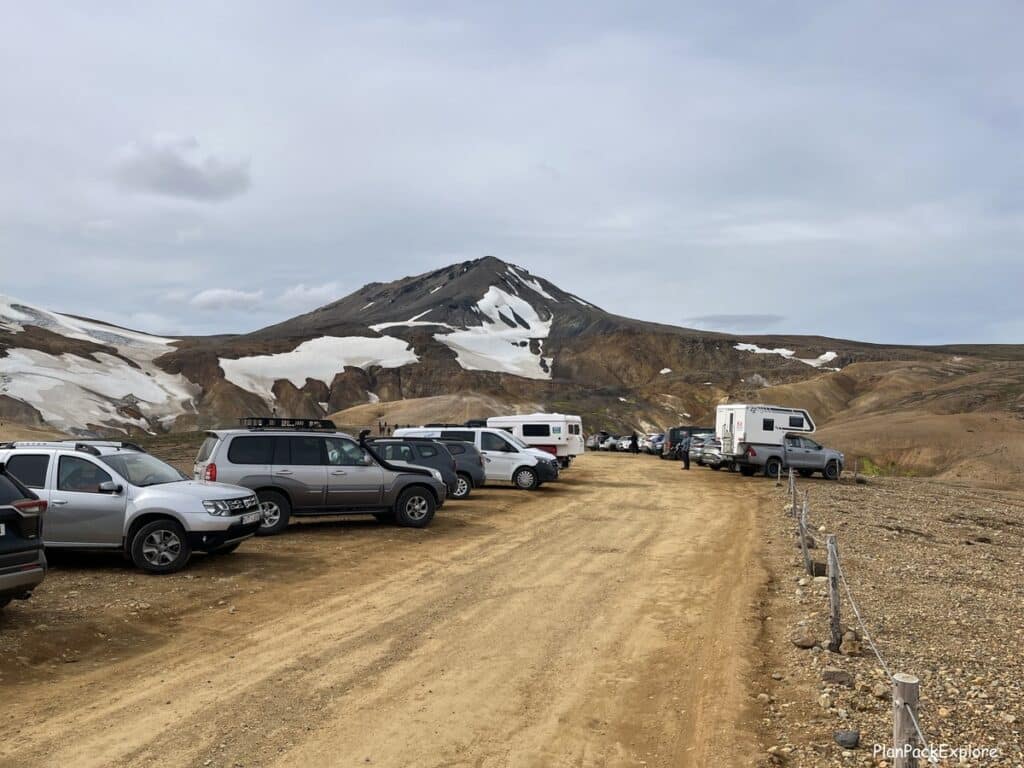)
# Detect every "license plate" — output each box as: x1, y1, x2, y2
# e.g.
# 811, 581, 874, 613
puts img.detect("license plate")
241, 511, 262, 525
